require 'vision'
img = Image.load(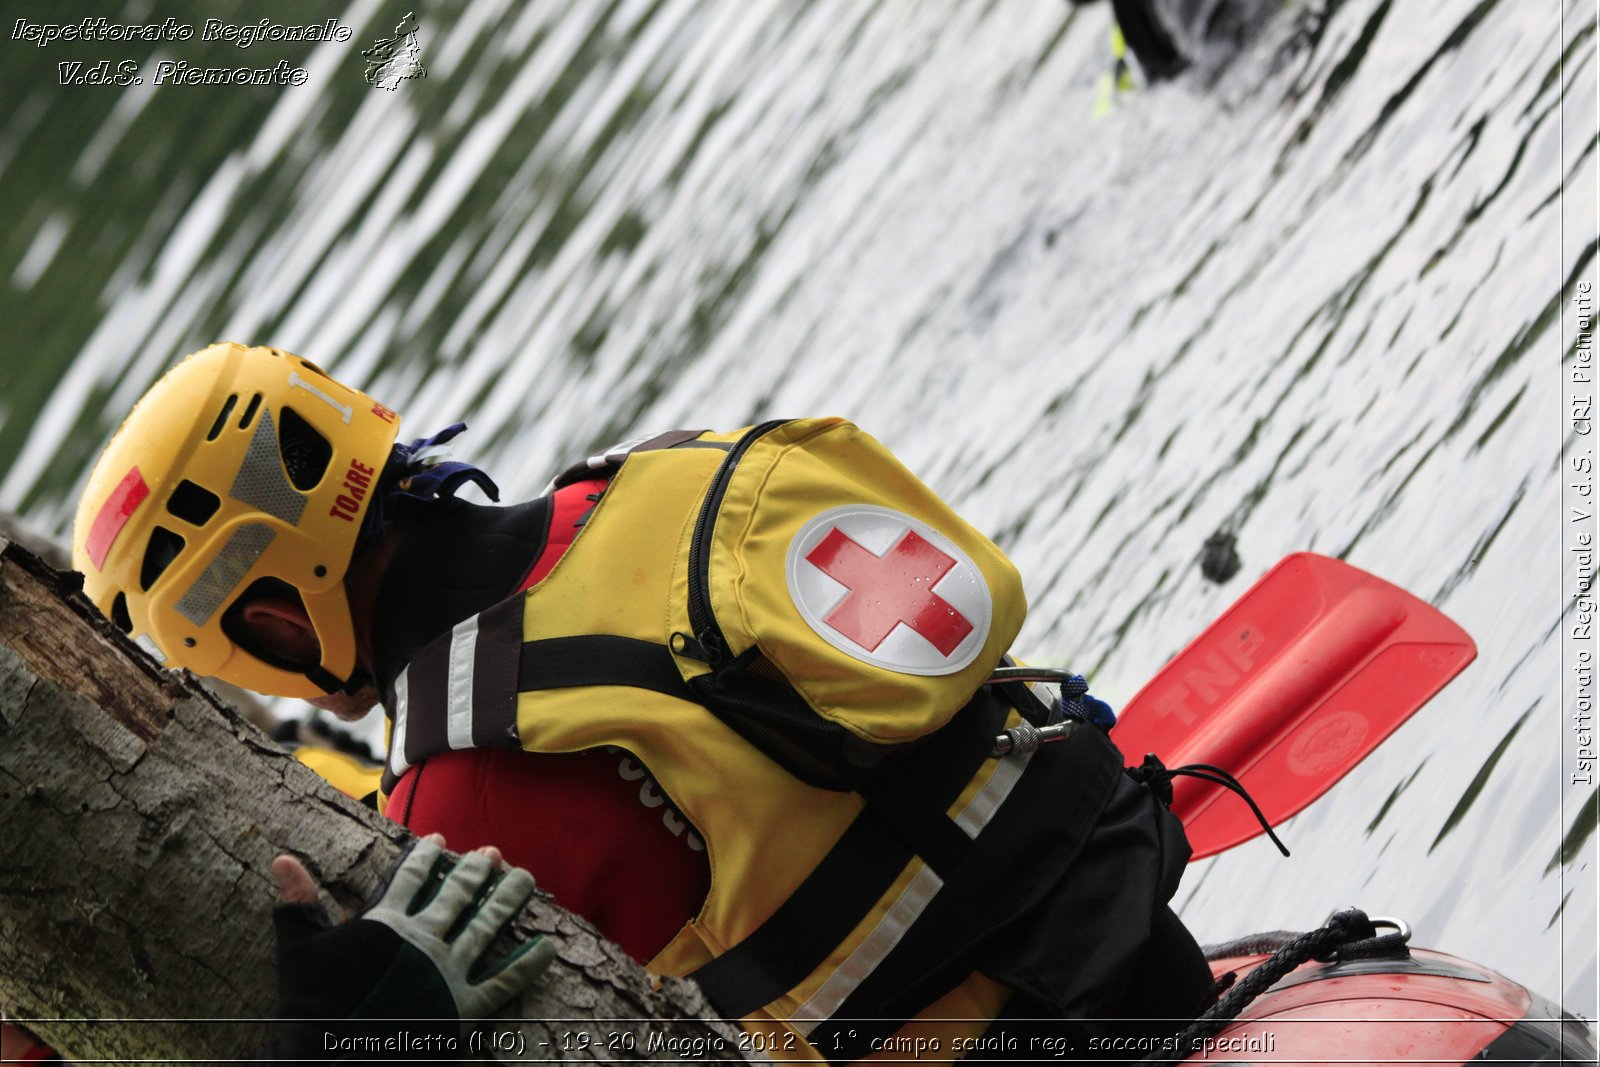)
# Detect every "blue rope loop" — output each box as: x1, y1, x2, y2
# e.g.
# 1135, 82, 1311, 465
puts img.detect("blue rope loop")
1057, 673, 1117, 730
357, 422, 501, 549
